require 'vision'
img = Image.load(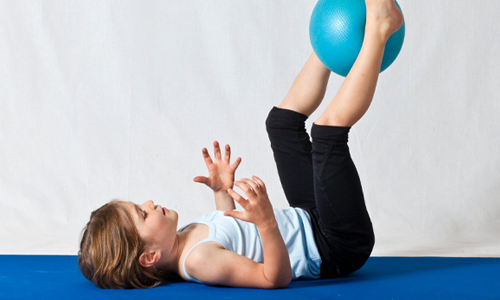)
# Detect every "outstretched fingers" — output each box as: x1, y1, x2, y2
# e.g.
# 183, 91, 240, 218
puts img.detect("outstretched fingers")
213, 141, 222, 160
231, 177, 266, 201
231, 157, 242, 170
201, 147, 214, 166
223, 208, 244, 219
251, 176, 266, 192
224, 144, 231, 163
225, 176, 274, 228
193, 176, 209, 184
224, 187, 252, 221
235, 180, 257, 199
227, 188, 248, 209
240, 178, 261, 196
